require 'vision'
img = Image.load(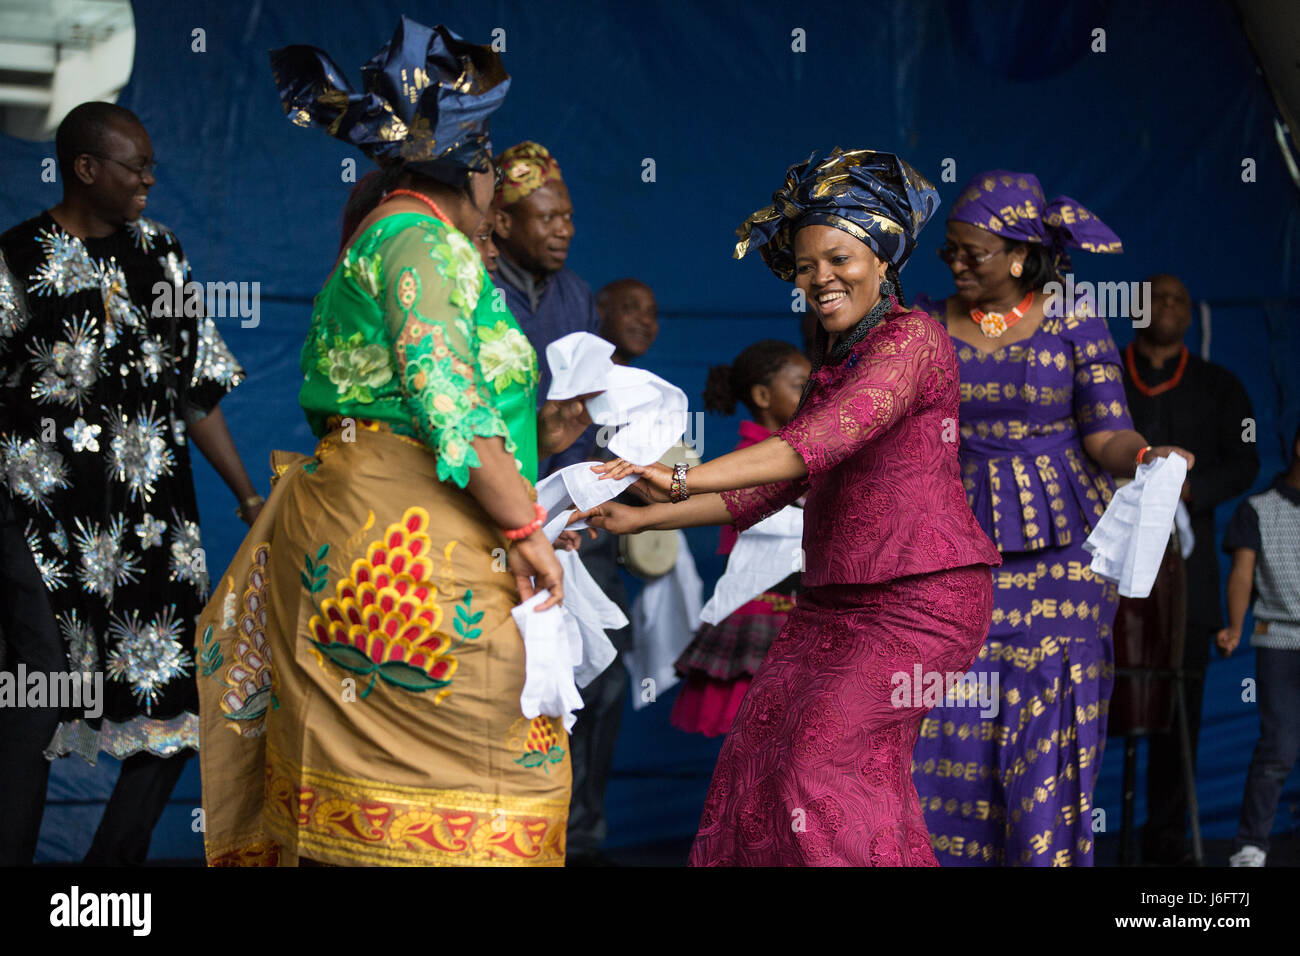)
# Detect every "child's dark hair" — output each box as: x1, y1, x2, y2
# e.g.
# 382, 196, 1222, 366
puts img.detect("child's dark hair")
703, 339, 804, 417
